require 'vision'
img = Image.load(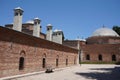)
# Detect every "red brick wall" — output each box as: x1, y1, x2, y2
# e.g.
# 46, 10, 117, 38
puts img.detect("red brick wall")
63, 40, 78, 49
0, 27, 78, 78
80, 36, 120, 62
86, 36, 120, 44
82, 44, 120, 62
63, 39, 120, 63
63, 40, 86, 49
